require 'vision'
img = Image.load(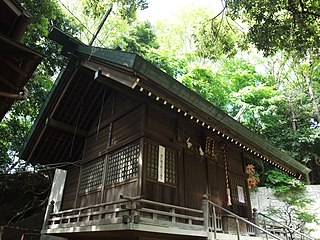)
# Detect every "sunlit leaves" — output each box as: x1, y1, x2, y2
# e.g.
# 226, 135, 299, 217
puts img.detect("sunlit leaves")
227, 0, 320, 58
121, 21, 159, 55
193, 17, 243, 61
21, 0, 80, 76
82, 0, 148, 23
147, 50, 189, 79
181, 67, 227, 107
264, 169, 317, 233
